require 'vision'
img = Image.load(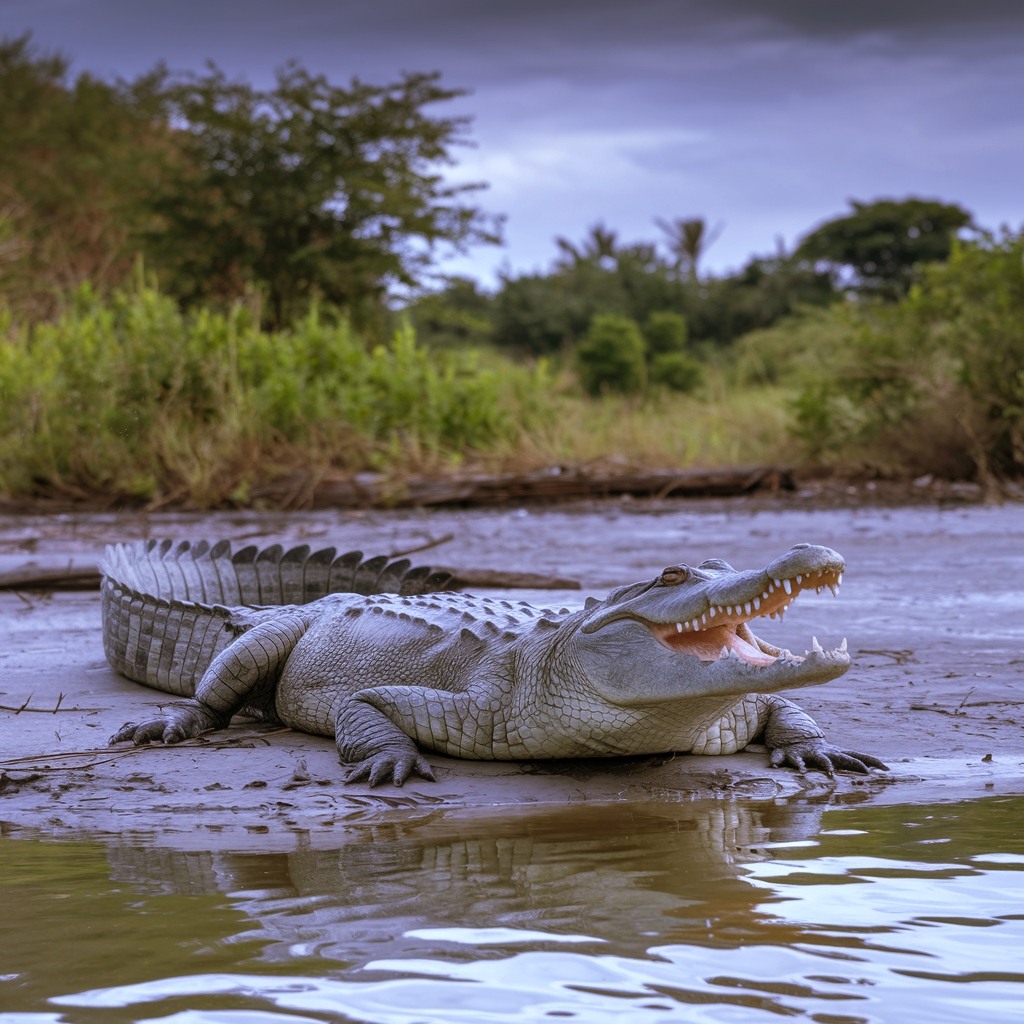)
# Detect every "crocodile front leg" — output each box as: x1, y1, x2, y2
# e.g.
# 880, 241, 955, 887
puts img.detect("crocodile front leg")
110, 614, 308, 746
759, 695, 888, 776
